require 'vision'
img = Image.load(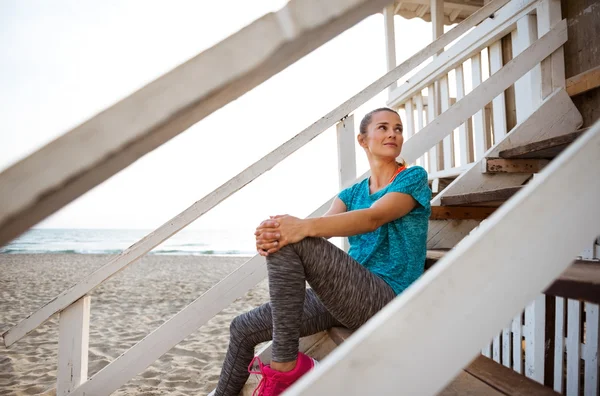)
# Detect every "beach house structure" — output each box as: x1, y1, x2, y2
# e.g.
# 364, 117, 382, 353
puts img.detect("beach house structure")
0, 0, 599, 394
